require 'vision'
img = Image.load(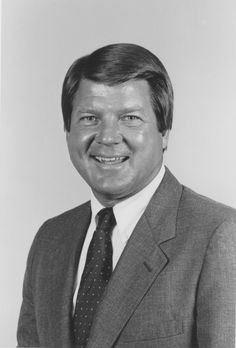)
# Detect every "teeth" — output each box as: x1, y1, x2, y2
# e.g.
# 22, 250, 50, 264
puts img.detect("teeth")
95, 156, 126, 163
